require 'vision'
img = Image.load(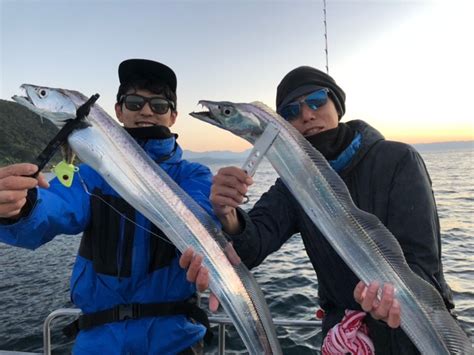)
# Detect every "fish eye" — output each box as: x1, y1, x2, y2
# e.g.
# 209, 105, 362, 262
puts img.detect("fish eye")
36, 88, 48, 98
221, 105, 234, 117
